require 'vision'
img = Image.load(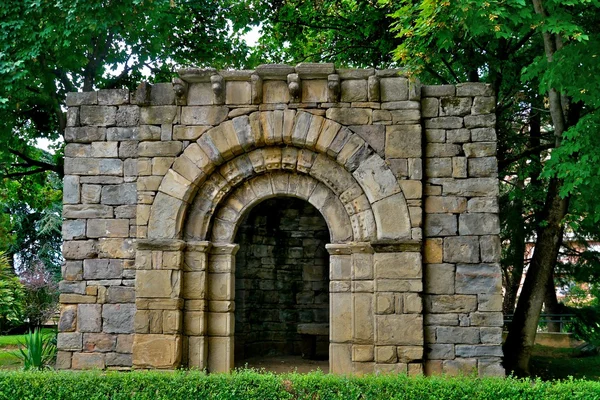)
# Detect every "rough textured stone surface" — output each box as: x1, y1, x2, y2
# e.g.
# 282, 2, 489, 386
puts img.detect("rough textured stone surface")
60, 67, 501, 375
